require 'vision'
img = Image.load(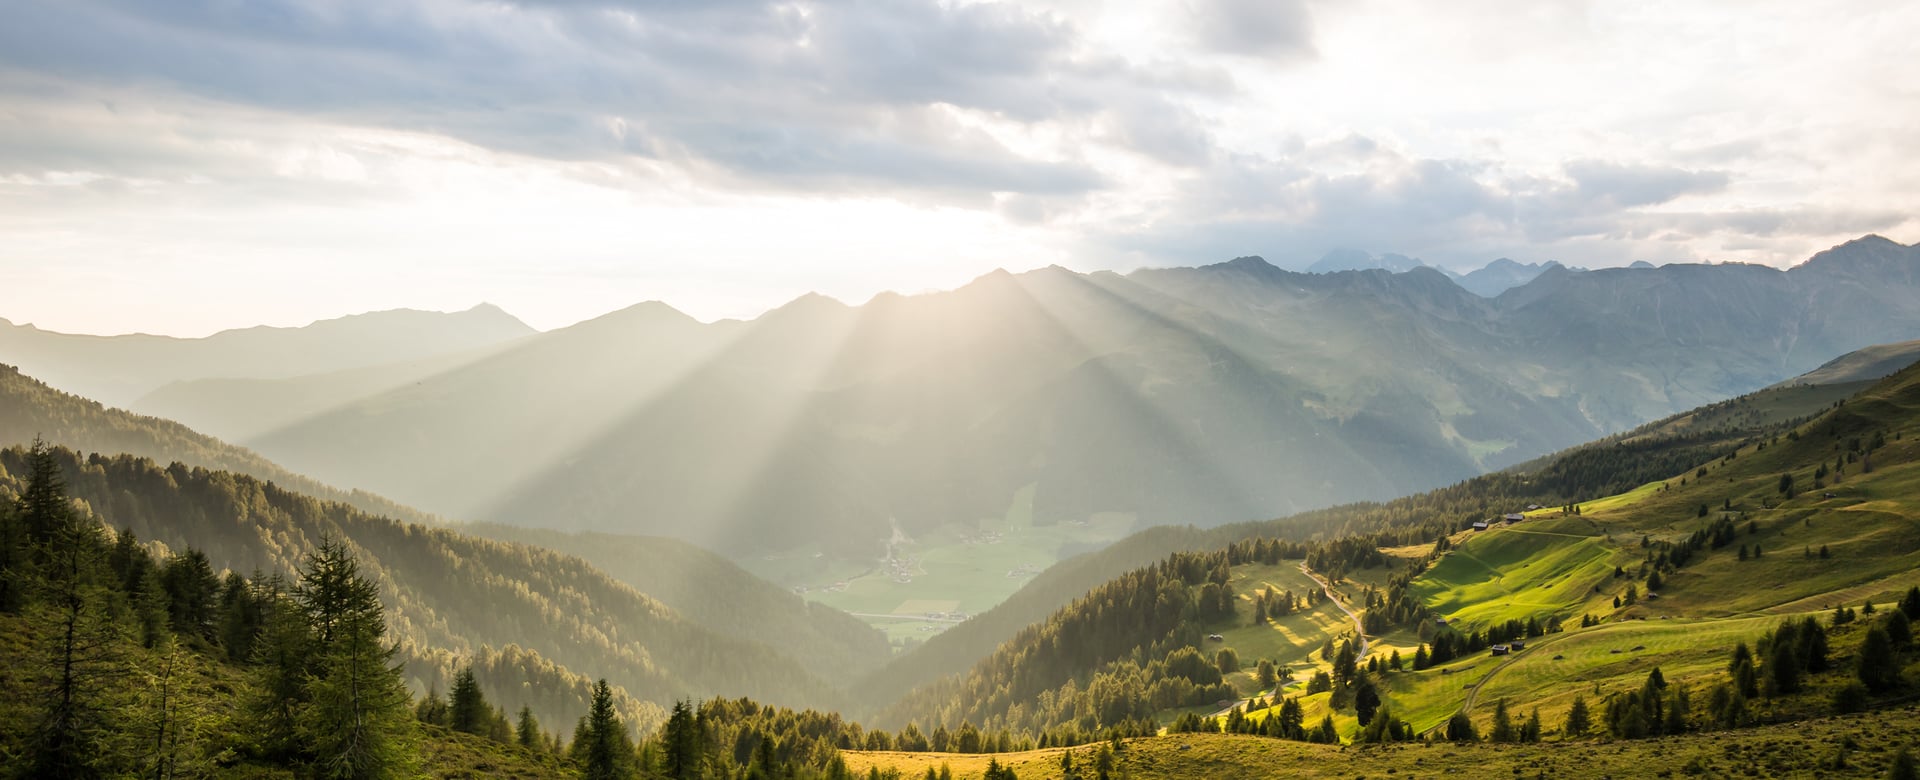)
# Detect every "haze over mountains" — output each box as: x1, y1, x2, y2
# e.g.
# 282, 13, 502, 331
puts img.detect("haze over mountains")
0, 303, 533, 409
6, 236, 1906, 565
